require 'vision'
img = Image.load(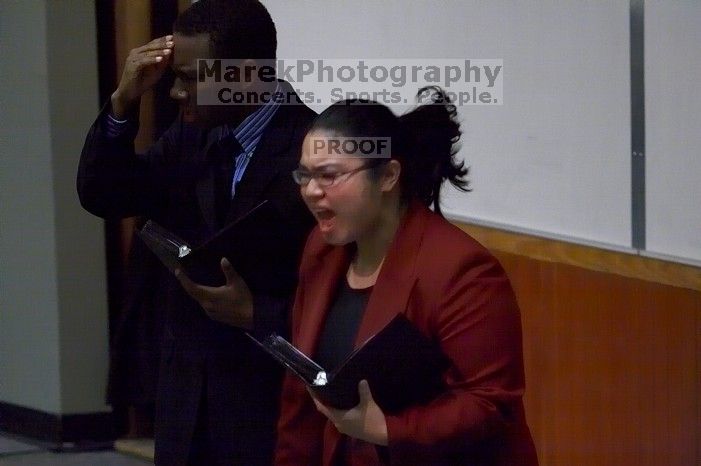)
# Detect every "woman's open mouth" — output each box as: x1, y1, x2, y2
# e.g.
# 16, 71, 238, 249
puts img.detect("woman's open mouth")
314, 208, 336, 232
